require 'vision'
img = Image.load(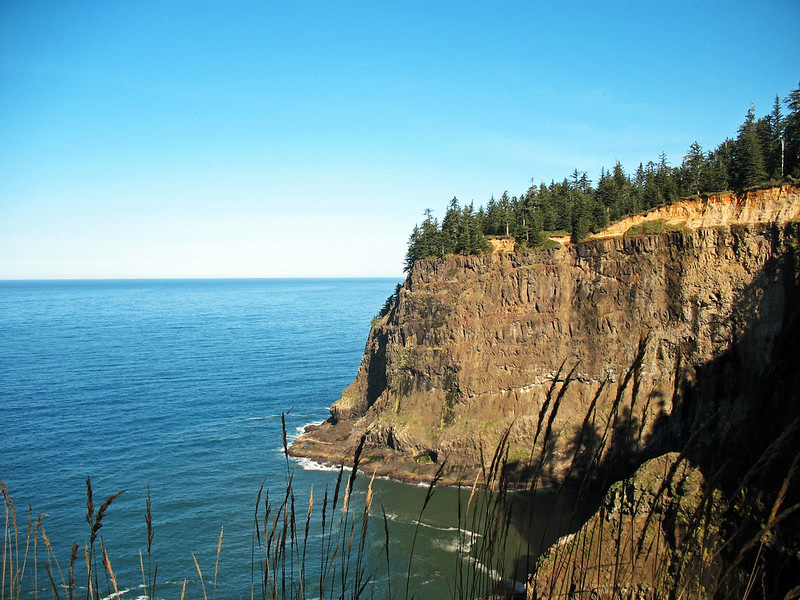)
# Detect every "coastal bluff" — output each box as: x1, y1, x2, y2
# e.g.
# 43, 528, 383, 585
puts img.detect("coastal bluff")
290, 185, 800, 486
290, 185, 800, 597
